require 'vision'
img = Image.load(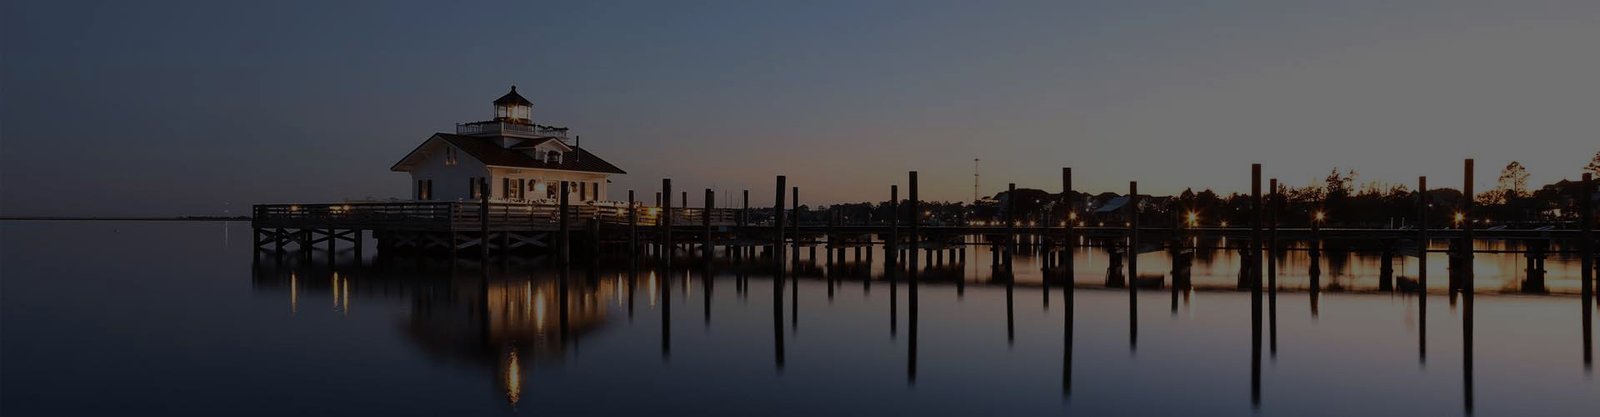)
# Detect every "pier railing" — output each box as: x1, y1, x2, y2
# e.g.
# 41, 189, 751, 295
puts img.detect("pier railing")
455, 121, 569, 139
253, 201, 669, 231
